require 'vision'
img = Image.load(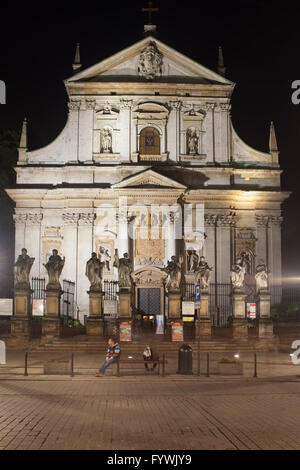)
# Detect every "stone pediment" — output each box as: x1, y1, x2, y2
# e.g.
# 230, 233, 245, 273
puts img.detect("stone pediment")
66, 36, 234, 86
112, 169, 187, 190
